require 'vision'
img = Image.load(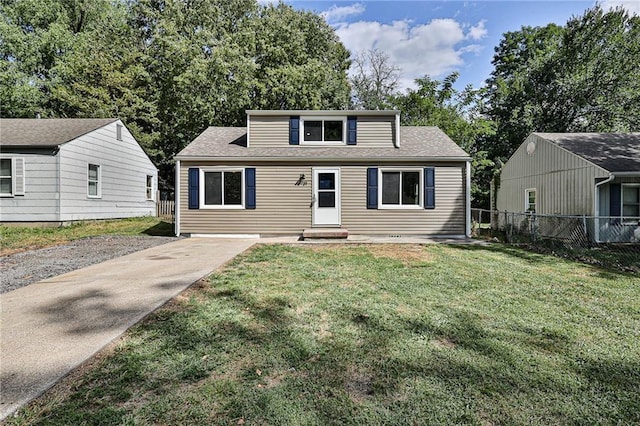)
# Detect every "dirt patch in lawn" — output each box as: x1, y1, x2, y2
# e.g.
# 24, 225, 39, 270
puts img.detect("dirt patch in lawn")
367, 244, 430, 265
